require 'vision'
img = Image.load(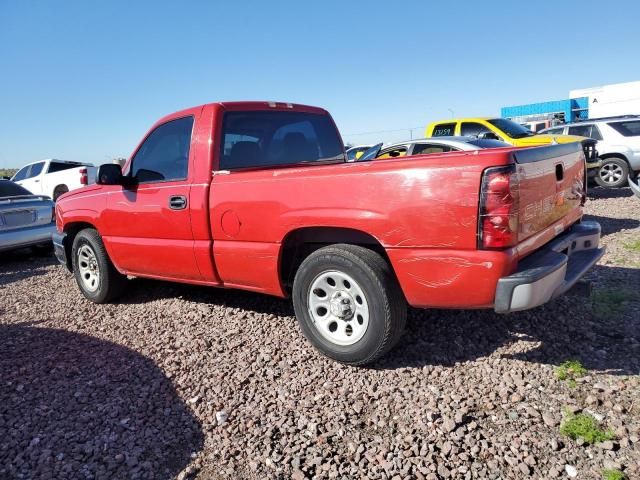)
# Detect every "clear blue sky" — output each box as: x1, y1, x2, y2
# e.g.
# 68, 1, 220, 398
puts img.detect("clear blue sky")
1, 0, 639, 168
